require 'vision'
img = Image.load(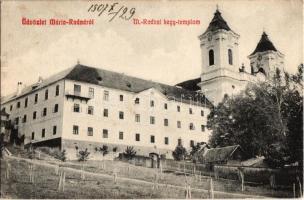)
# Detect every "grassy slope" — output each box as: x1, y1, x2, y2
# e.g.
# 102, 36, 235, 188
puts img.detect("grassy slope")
0, 146, 293, 198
